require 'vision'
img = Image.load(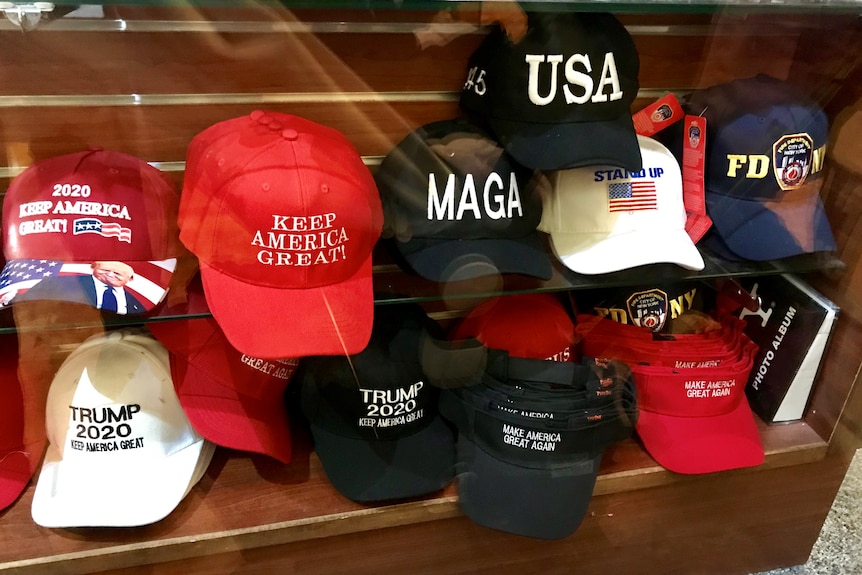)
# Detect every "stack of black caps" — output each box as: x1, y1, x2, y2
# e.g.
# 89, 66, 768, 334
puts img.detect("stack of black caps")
438, 349, 637, 540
